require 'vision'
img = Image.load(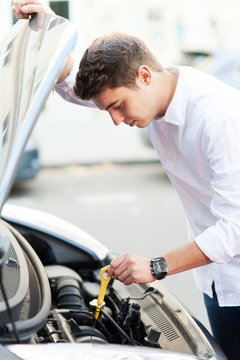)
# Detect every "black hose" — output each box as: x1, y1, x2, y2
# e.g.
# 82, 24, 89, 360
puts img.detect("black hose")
101, 309, 137, 346
129, 287, 159, 301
